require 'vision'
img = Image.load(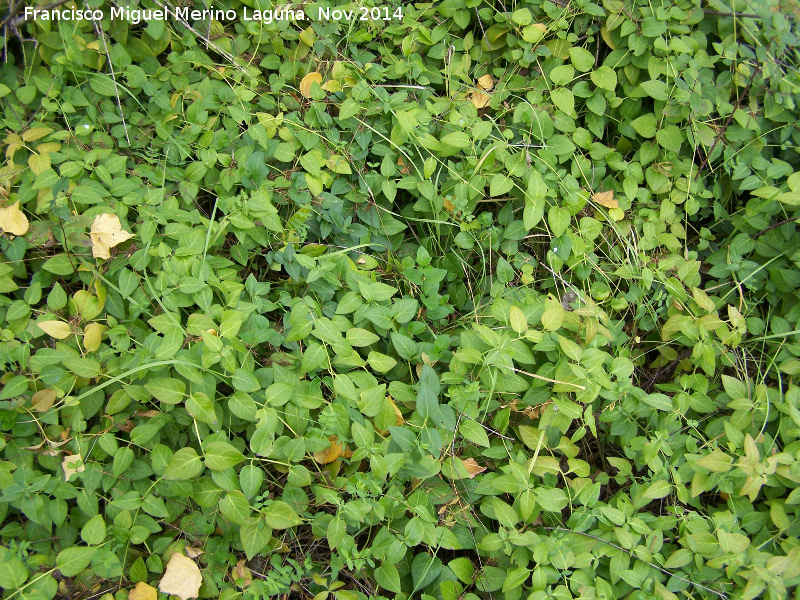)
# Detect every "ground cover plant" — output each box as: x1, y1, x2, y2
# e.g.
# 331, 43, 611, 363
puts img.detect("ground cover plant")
1, 0, 800, 599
